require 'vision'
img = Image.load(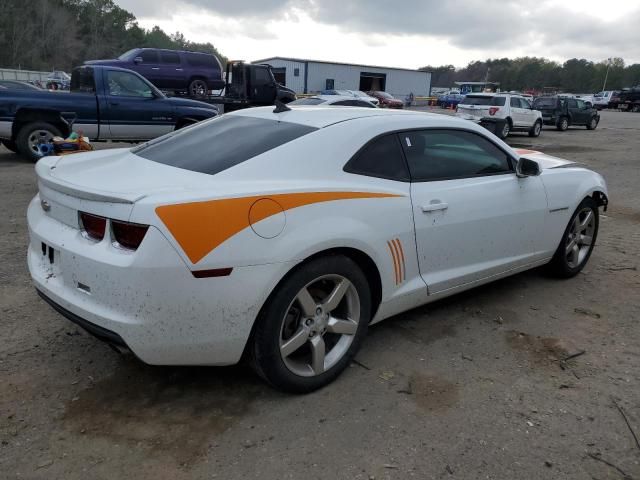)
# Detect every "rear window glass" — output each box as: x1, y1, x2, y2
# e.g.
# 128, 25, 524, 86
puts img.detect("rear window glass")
344, 134, 409, 181
70, 68, 95, 93
132, 116, 317, 175
291, 98, 326, 105
462, 96, 505, 106
533, 97, 557, 108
